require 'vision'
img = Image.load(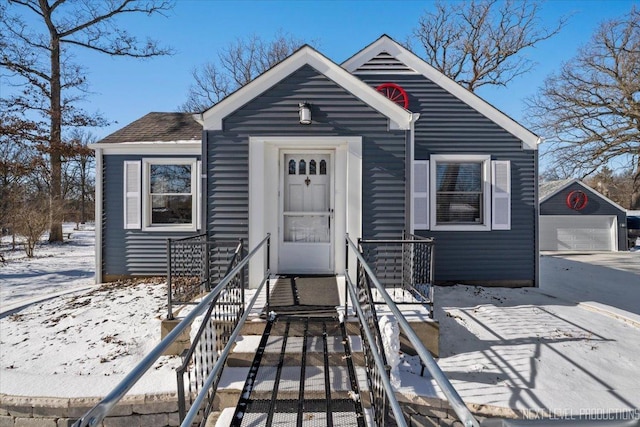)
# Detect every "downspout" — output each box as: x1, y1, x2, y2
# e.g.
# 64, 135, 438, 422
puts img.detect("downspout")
534, 138, 542, 288
201, 131, 208, 237
407, 113, 420, 234
94, 147, 103, 284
